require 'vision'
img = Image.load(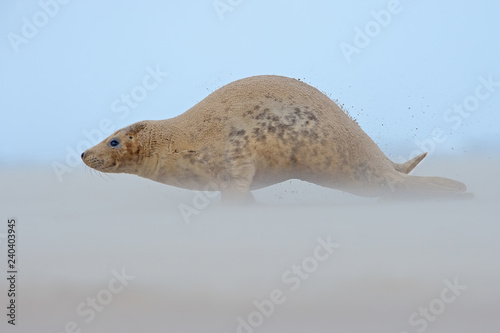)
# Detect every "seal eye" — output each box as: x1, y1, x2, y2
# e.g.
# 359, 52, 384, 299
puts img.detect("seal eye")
109, 139, 120, 147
